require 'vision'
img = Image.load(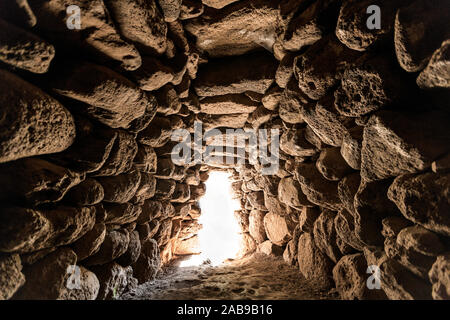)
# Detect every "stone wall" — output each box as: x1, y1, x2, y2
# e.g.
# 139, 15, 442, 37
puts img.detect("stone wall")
0, 0, 449, 300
